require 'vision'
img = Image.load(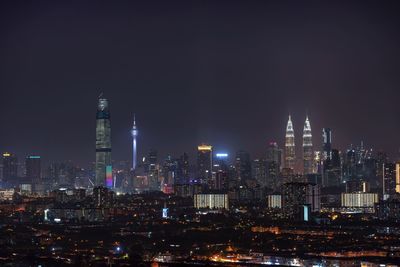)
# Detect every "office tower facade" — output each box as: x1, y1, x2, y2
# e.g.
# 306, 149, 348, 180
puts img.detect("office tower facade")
343, 148, 356, 182
303, 116, 314, 175
26, 155, 41, 184
197, 144, 213, 185
383, 163, 396, 198
160, 156, 177, 193
321, 148, 342, 187
322, 128, 332, 160
131, 114, 138, 171
252, 158, 266, 187
215, 170, 229, 191
213, 153, 229, 190
144, 149, 159, 191
266, 142, 282, 191
213, 153, 229, 172
282, 182, 320, 220
95, 97, 112, 187
176, 153, 190, 185
235, 150, 252, 183
285, 115, 296, 170
2, 152, 18, 182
